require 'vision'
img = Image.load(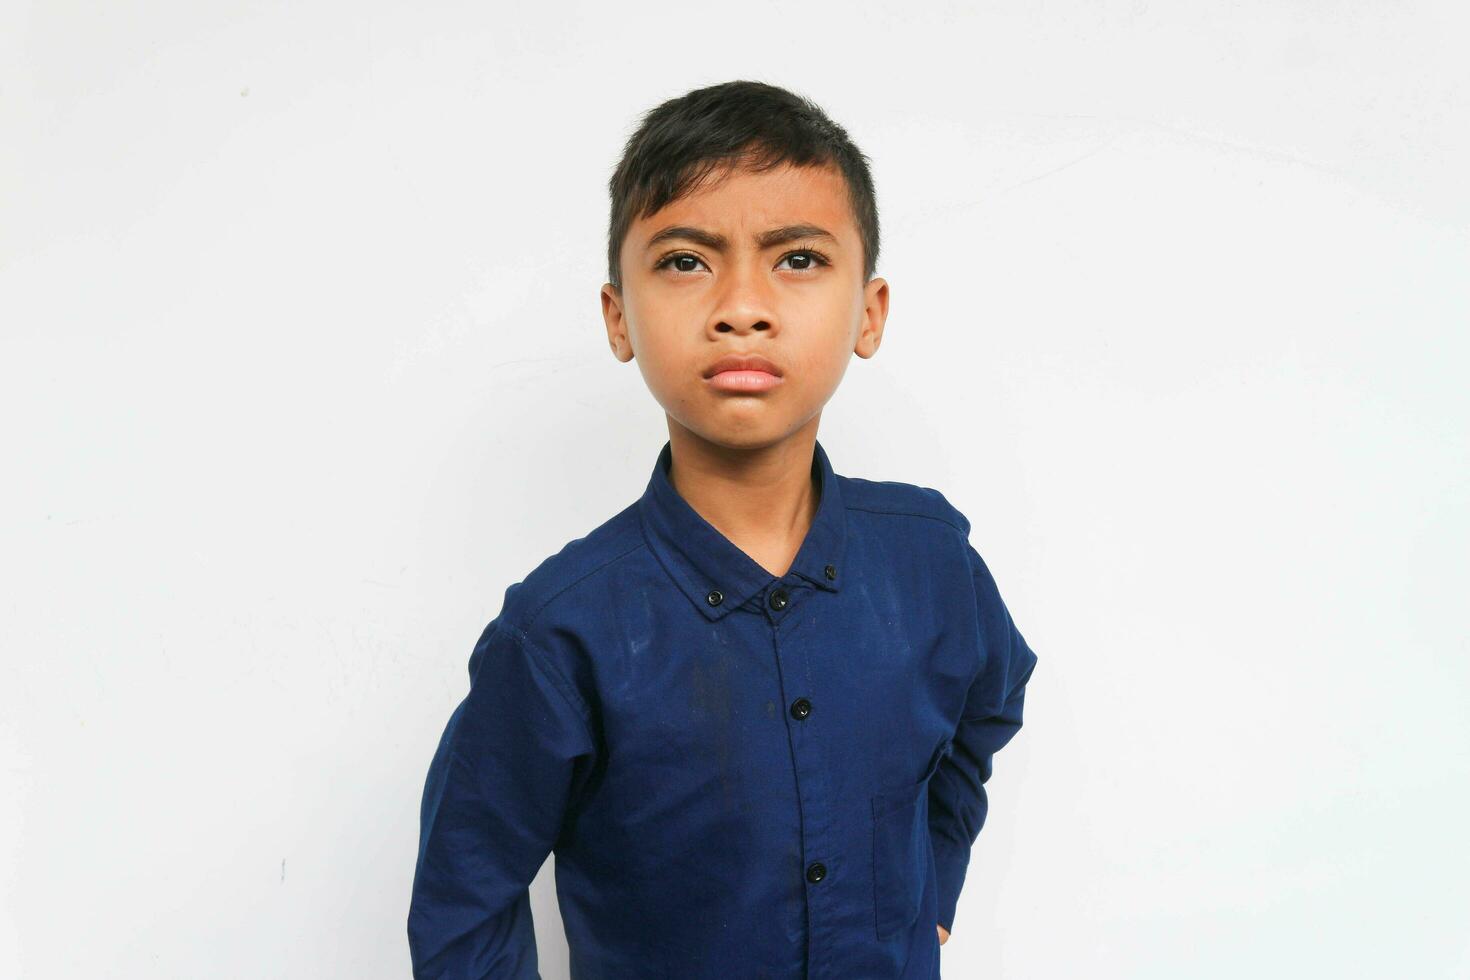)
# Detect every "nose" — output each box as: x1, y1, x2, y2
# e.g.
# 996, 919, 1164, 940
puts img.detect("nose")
707, 258, 777, 336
